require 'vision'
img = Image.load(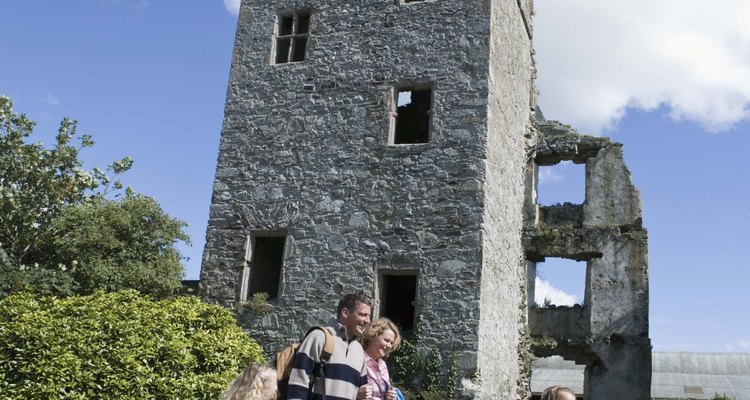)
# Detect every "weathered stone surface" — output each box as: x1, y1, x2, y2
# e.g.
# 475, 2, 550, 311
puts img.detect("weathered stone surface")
199, 0, 649, 398
201, 1, 534, 399
524, 121, 651, 399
